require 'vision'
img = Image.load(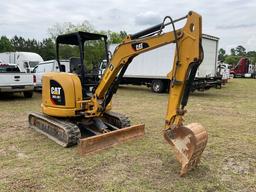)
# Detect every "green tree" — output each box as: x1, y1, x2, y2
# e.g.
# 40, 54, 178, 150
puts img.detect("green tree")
0, 36, 14, 52
246, 51, 256, 57
251, 57, 256, 64
224, 55, 240, 65
8, 36, 55, 60
39, 38, 56, 60
105, 31, 127, 44
236, 45, 246, 56
230, 48, 236, 56
218, 48, 226, 61
120, 31, 127, 39
246, 51, 256, 64
10, 36, 27, 51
